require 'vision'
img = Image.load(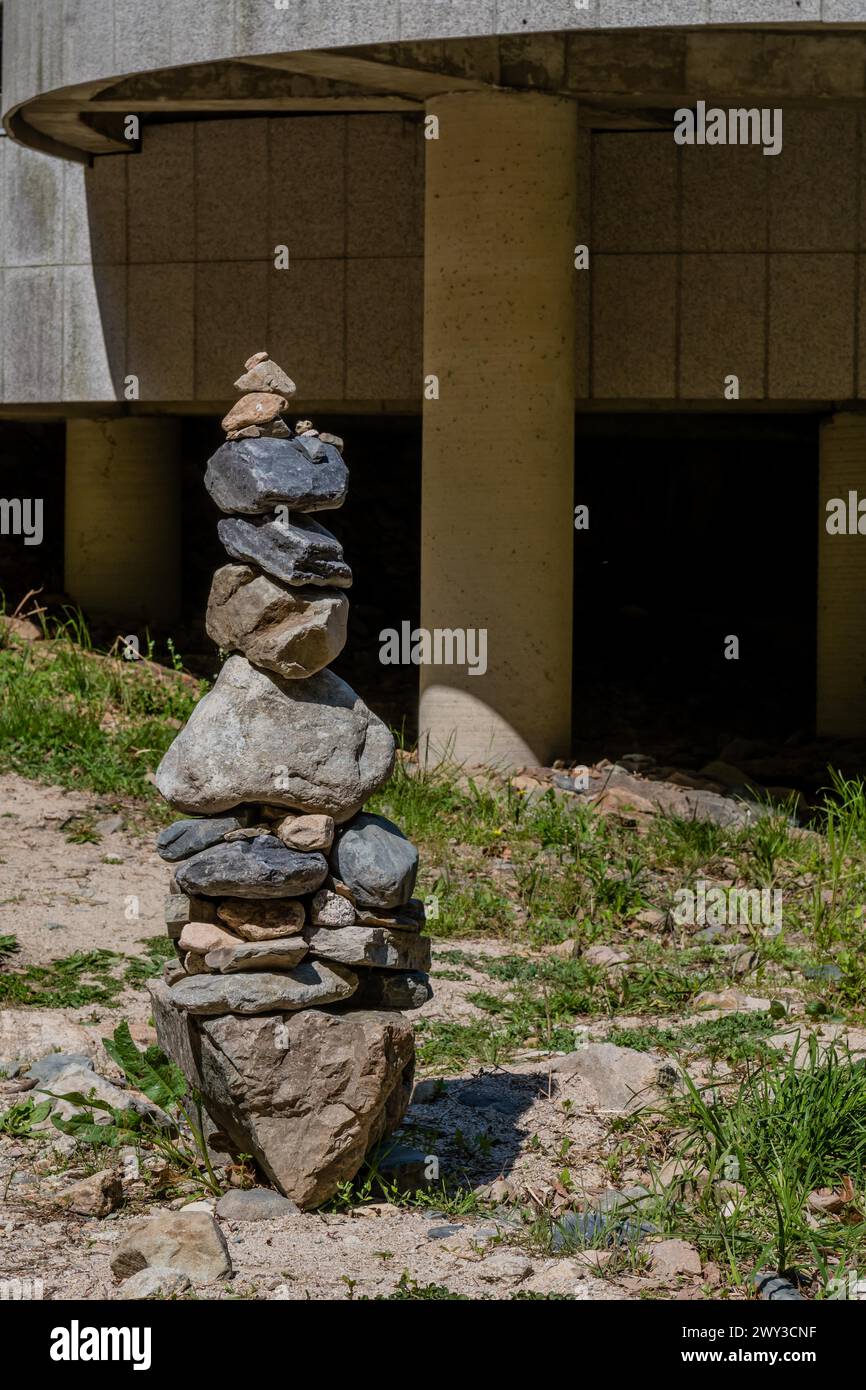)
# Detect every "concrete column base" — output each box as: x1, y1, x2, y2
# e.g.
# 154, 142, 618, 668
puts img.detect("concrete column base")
817, 412, 866, 737
419, 89, 578, 769
65, 418, 181, 627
